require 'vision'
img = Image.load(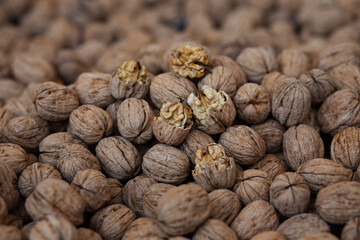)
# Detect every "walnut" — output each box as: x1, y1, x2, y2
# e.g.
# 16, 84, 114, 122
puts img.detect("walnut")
157, 184, 211, 236
283, 124, 324, 171
72, 169, 111, 212
272, 77, 311, 127
96, 136, 141, 181
208, 189, 241, 225
169, 43, 210, 79
317, 89, 360, 136
4, 95, 37, 117
0, 143, 28, 175
299, 69, 336, 105
0, 225, 23, 240
142, 144, 190, 185
0, 108, 15, 141
277, 48, 309, 78
261, 72, 287, 97
57, 144, 101, 182
250, 231, 287, 240
55, 49, 86, 84
39, 132, 86, 167
117, 98, 154, 144
75, 72, 115, 108
193, 144, 236, 192
276, 213, 330, 240
315, 181, 360, 224
89, 204, 136, 240
105, 100, 122, 133
251, 154, 287, 180
297, 232, 339, 240
0, 161, 19, 211
180, 130, 215, 165
75, 40, 106, 68
143, 183, 175, 219
29, 215, 77, 240
219, 125, 266, 166
110, 60, 152, 100
341, 217, 360, 240
329, 63, 360, 93
68, 104, 113, 145
0, 79, 24, 102
193, 219, 237, 240
139, 43, 164, 74
12, 52, 55, 84
198, 66, 238, 97
187, 86, 236, 135
231, 200, 278, 240
234, 169, 271, 205
123, 217, 168, 240
297, 158, 353, 192
212, 55, 247, 88
236, 47, 277, 84
123, 176, 157, 217
18, 162, 62, 198
153, 102, 193, 146
77, 228, 102, 240
2, 114, 50, 152
234, 83, 271, 124
27, 36, 59, 63
25, 178, 85, 225
106, 178, 123, 205
150, 72, 197, 109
